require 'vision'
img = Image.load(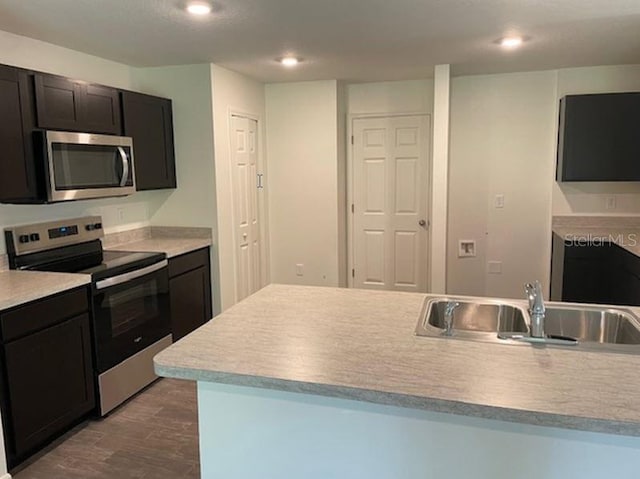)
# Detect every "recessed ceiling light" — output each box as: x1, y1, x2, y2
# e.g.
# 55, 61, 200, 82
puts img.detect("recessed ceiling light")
499, 36, 524, 49
279, 56, 301, 67
186, 2, 212, 15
